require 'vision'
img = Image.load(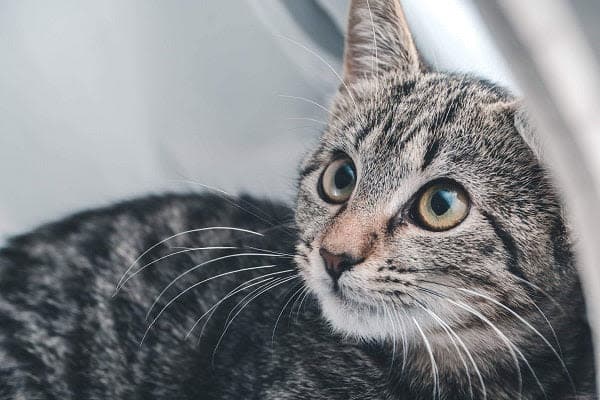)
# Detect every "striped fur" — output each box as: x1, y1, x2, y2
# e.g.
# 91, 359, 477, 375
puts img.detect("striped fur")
0, 0, 595, 398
